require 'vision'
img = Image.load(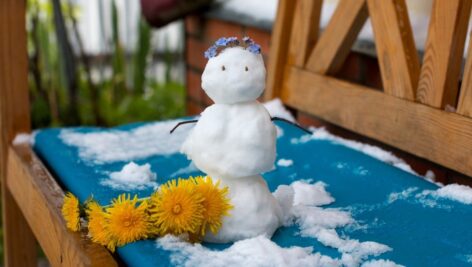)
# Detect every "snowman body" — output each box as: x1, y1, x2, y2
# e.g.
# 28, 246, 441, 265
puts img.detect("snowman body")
181, 101, 276, 179
180, 44, 282, 242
